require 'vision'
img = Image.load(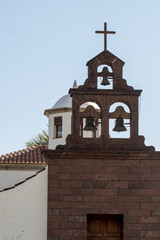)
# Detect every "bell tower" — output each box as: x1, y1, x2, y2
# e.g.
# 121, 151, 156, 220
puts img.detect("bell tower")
57, 22, 154, 151
46, 23, 160, 240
